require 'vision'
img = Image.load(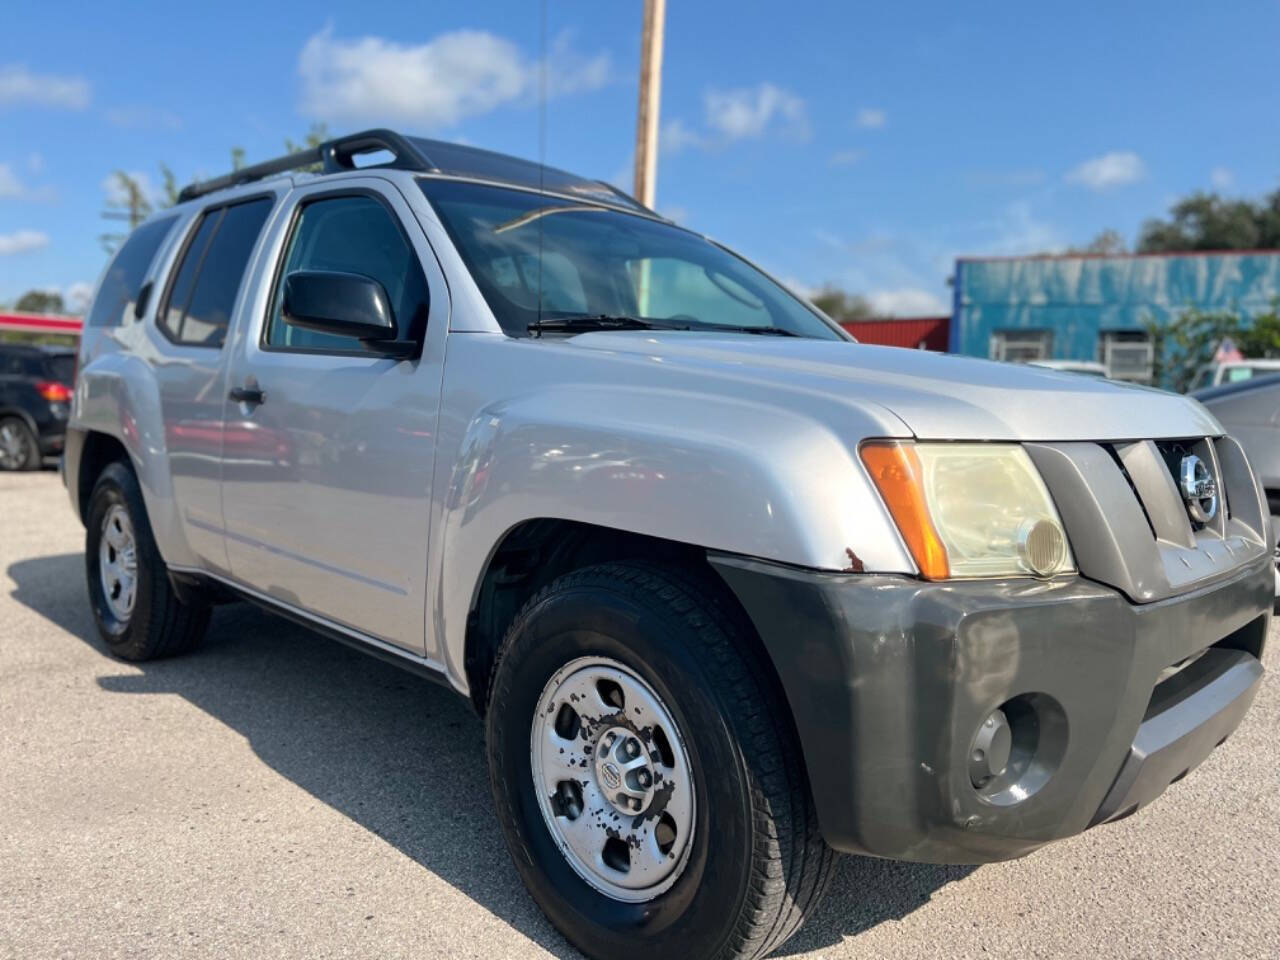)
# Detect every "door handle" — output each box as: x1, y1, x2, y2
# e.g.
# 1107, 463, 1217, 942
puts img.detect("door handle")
229, 385, 266, 405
